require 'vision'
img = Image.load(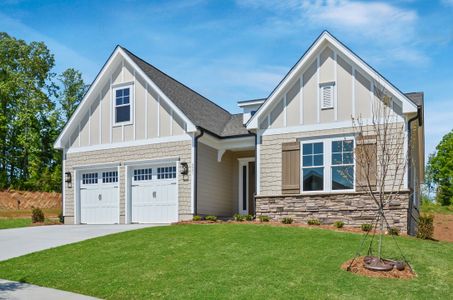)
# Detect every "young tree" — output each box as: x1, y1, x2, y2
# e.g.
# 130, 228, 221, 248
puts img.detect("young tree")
427, 130, 453, 206
350, 85, 409, 268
